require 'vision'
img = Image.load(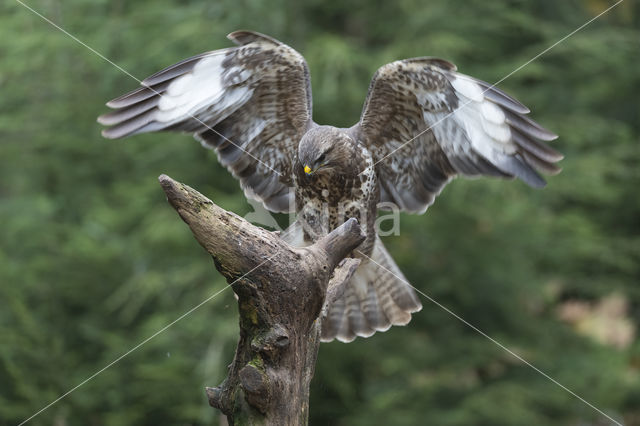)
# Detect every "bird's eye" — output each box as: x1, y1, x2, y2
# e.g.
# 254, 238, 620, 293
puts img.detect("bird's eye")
317, 153, 326, 164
